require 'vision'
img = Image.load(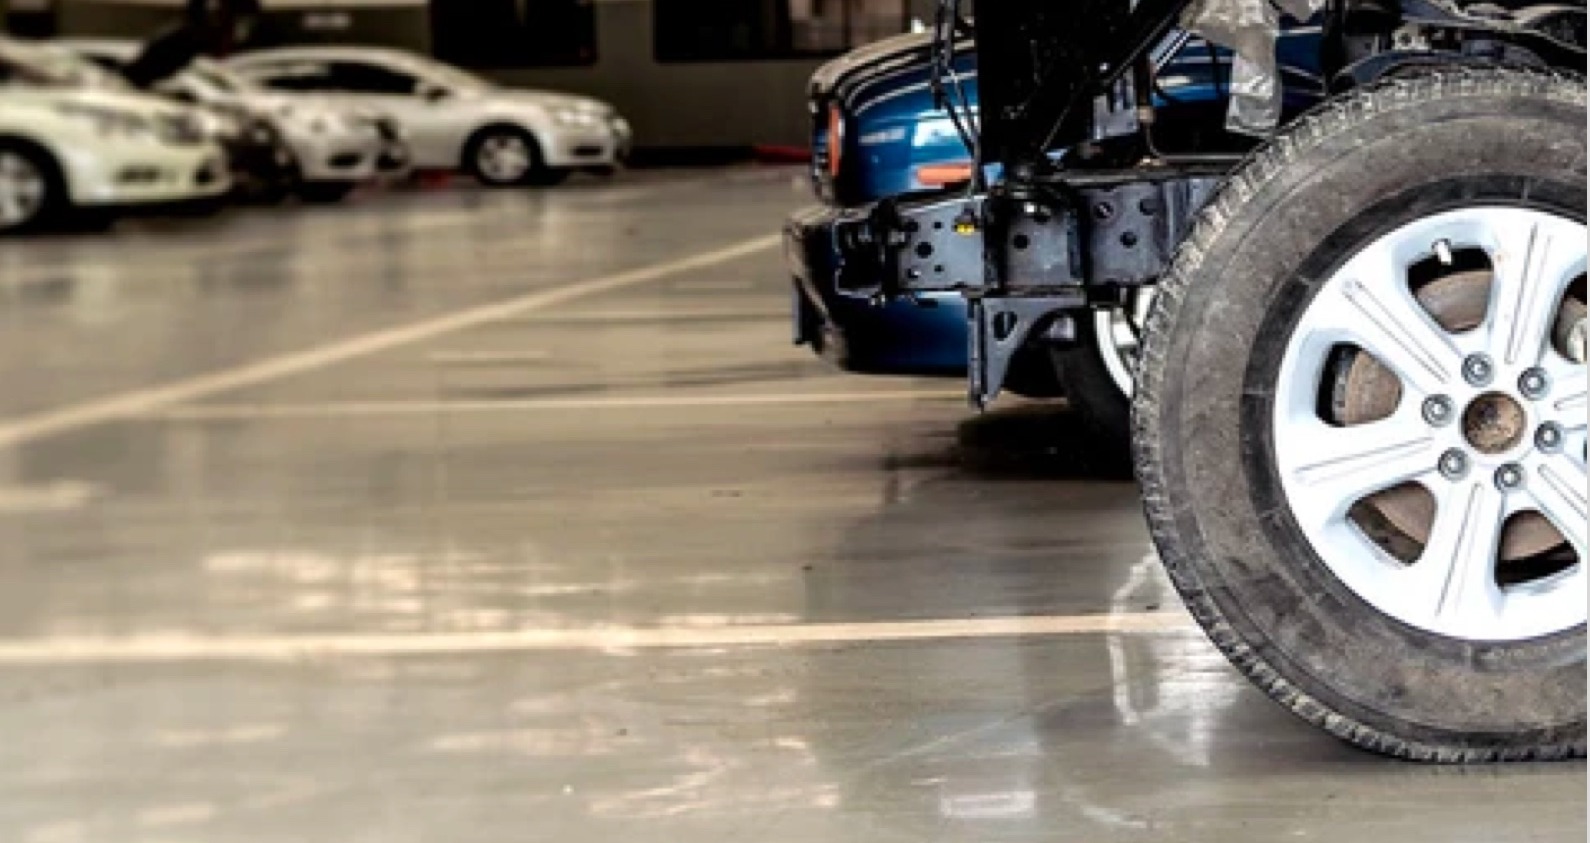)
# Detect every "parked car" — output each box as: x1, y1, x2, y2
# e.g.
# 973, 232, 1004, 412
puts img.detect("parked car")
0, 36, 295, 203
787, 27, 1324, 414
61, 39, 409, 203
227, 46, 631, 188
0, 50, 229, 233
